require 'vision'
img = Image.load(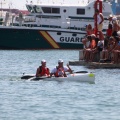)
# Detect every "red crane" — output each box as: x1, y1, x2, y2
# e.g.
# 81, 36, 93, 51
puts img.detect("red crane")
94, 0, 102, 37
